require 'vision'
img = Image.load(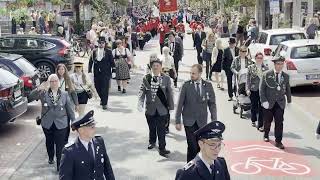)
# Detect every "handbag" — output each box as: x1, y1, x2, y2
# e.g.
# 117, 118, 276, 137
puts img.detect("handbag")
36, 106, 51, 125
80, 84, 93, 99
